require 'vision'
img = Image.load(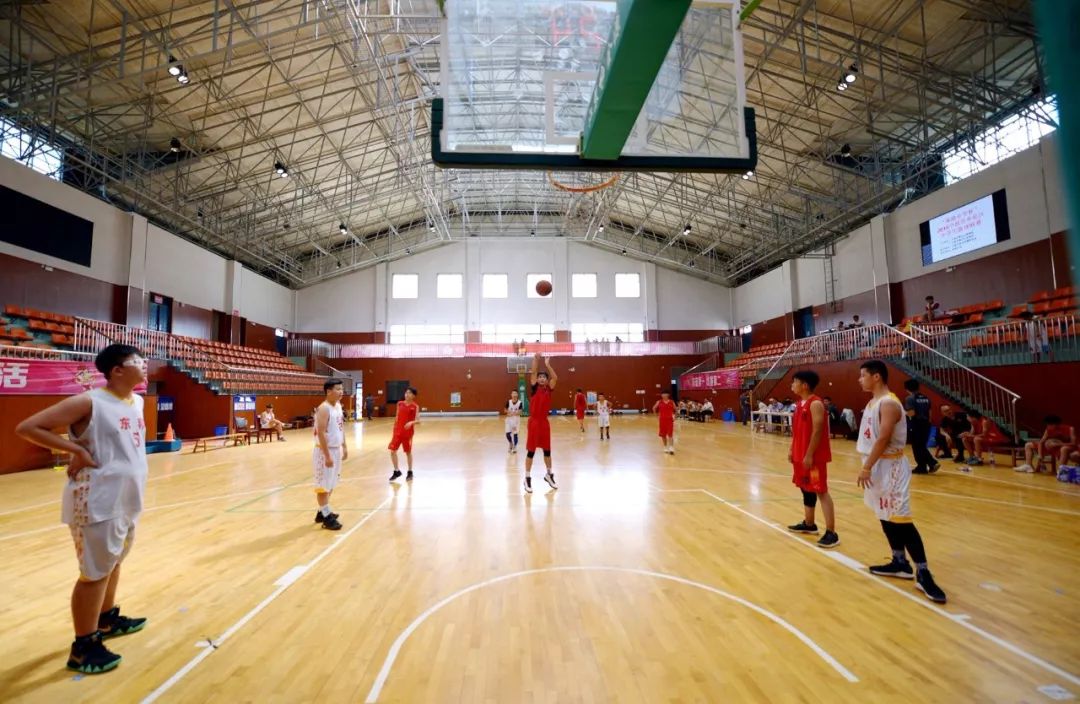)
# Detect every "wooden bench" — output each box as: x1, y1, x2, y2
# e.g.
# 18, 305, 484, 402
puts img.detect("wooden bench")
192, 433, 250, 453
